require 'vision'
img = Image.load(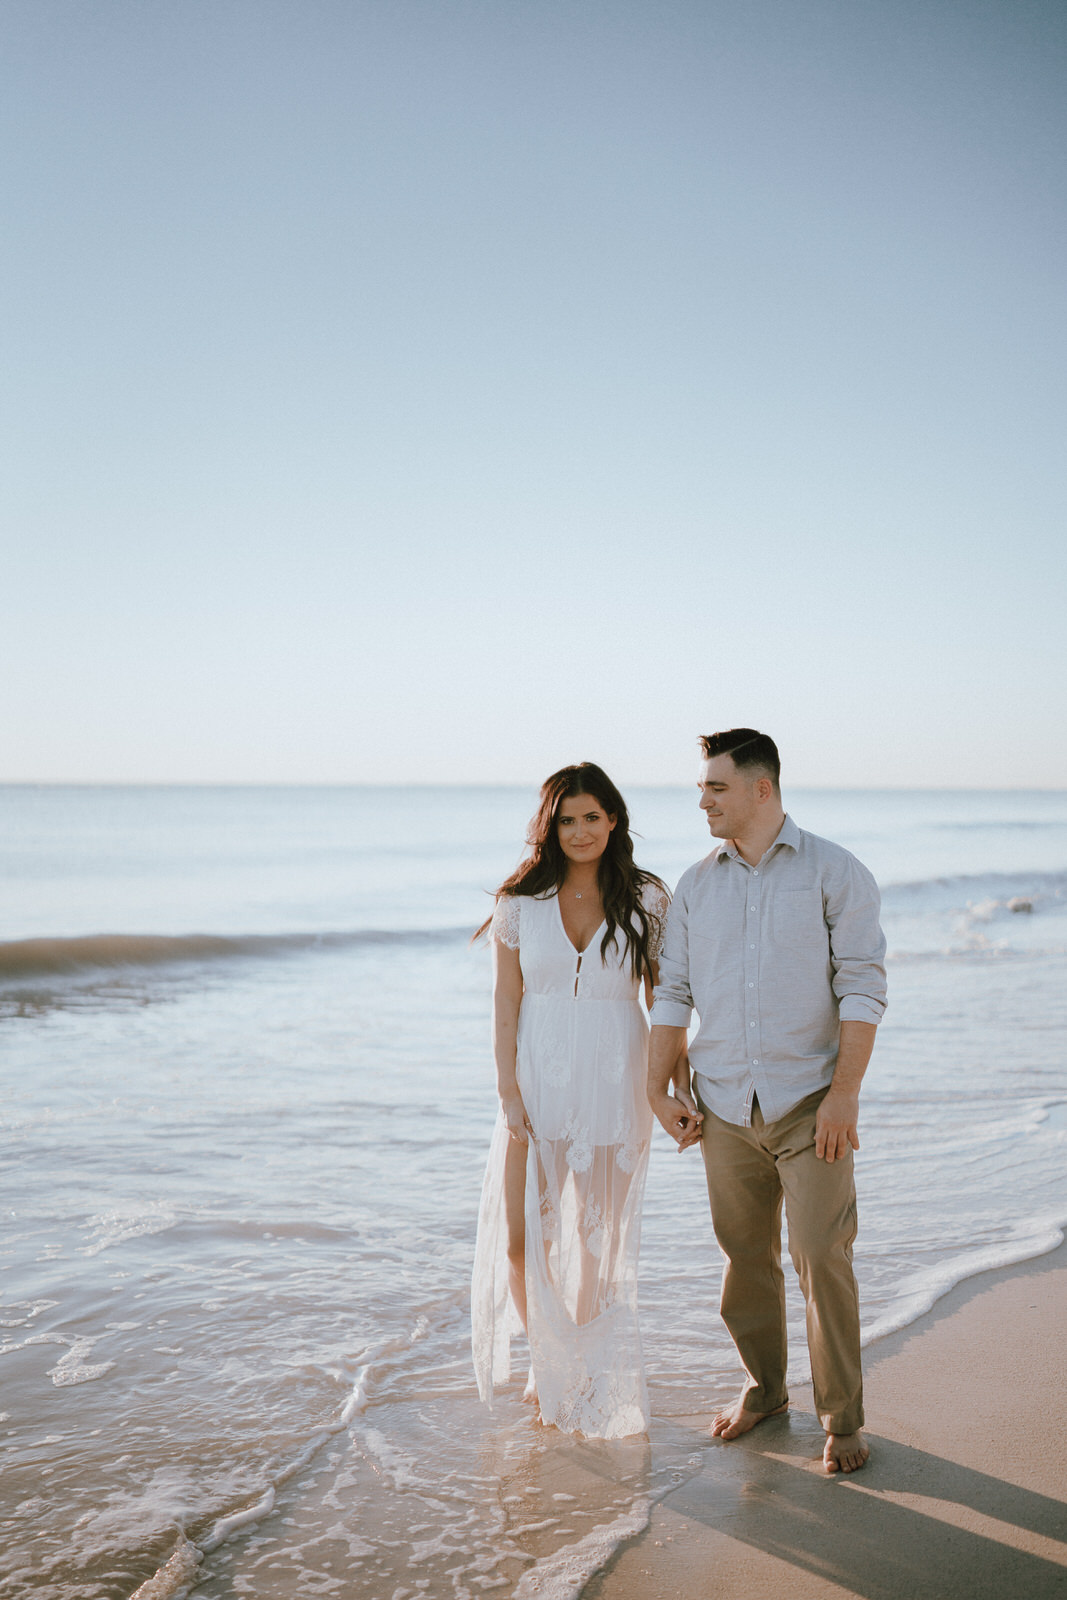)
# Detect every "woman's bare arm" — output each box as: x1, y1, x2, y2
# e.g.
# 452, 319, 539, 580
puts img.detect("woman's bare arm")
492, 940, 530, 1142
